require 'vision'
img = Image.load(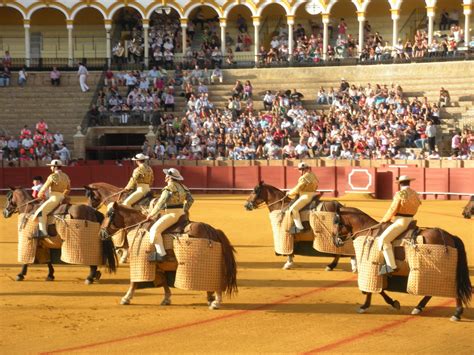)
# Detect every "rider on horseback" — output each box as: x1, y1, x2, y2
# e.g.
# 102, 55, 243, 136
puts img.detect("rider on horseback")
122, 154, 154, 208
286, 162, 318, 233
146, 168, 194, 262
378, 175, 421, 275
33, 160, 71, 238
